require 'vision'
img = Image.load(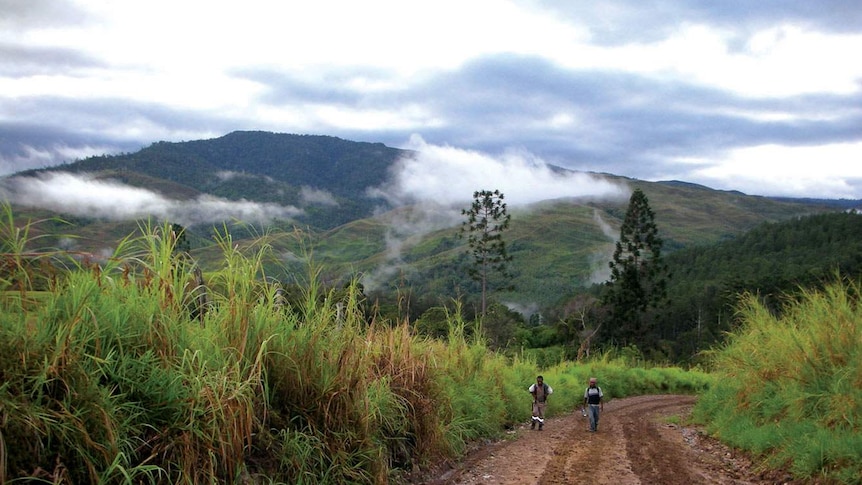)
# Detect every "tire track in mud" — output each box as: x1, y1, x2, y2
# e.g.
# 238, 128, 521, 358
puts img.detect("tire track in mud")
616, 396, 701, 484
539, 395, 696, 484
